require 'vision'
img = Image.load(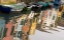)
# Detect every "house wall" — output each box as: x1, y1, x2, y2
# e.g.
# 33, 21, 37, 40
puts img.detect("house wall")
41, 8, 58, 29
29, 18, 37, 35
0, 0, 17, 4
41, 10, 50, 29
